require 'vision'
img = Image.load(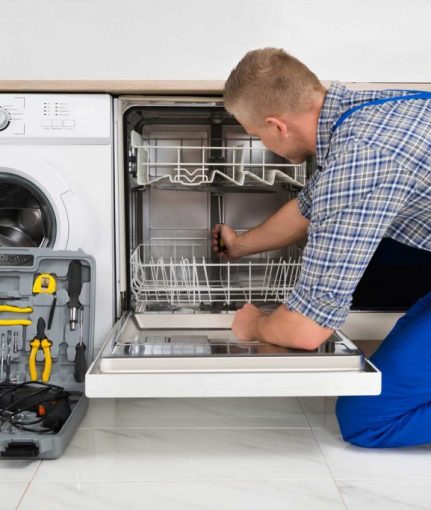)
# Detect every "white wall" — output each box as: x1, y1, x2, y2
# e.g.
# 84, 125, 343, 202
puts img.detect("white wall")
1, 0, 430, 82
